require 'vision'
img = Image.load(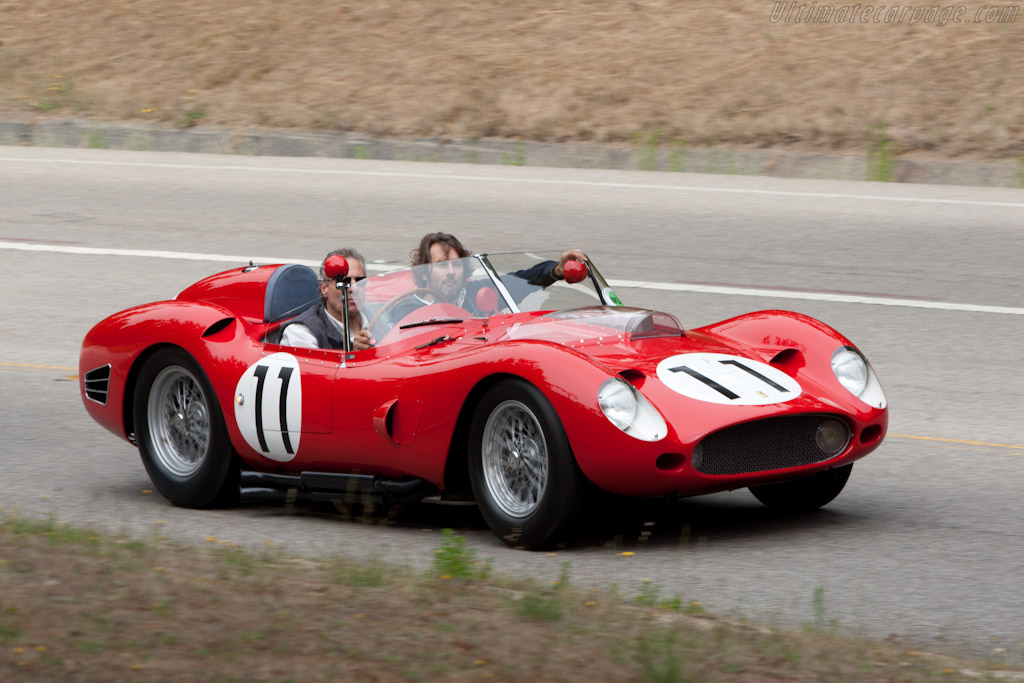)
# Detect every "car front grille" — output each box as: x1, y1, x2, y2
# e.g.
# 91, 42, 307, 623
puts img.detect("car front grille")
84, 364, 111, 404
693, 414, 851, 475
